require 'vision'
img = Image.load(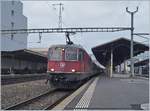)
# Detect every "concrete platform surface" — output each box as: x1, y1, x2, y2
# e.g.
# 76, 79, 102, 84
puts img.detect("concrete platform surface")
53, 76, 149, 110
89, 76, 149, 110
